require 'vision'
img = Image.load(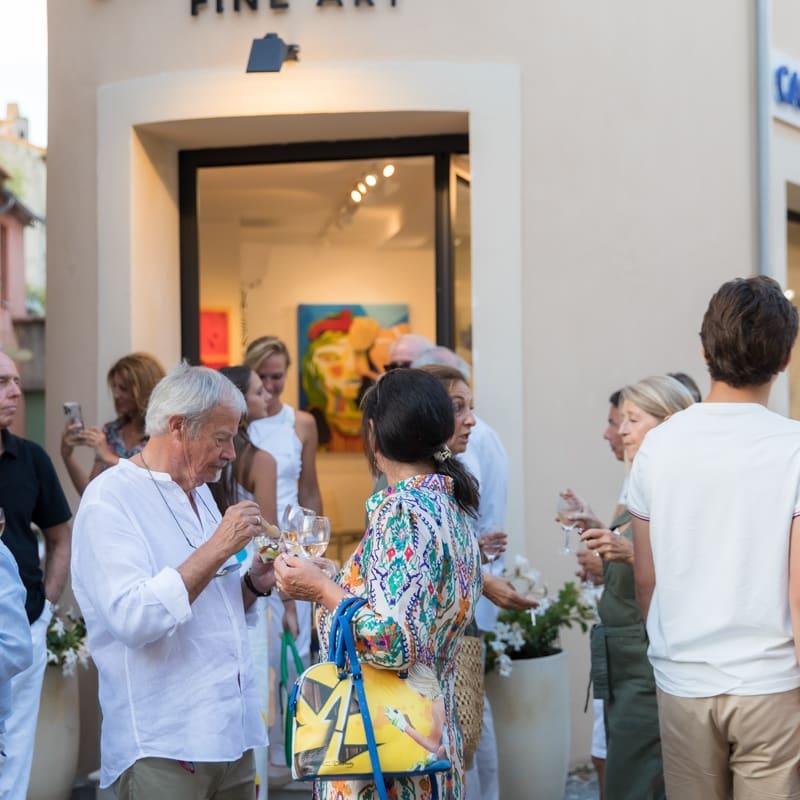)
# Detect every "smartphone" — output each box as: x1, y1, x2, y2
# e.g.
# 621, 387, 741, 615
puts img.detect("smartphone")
63, 402, 84, 430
